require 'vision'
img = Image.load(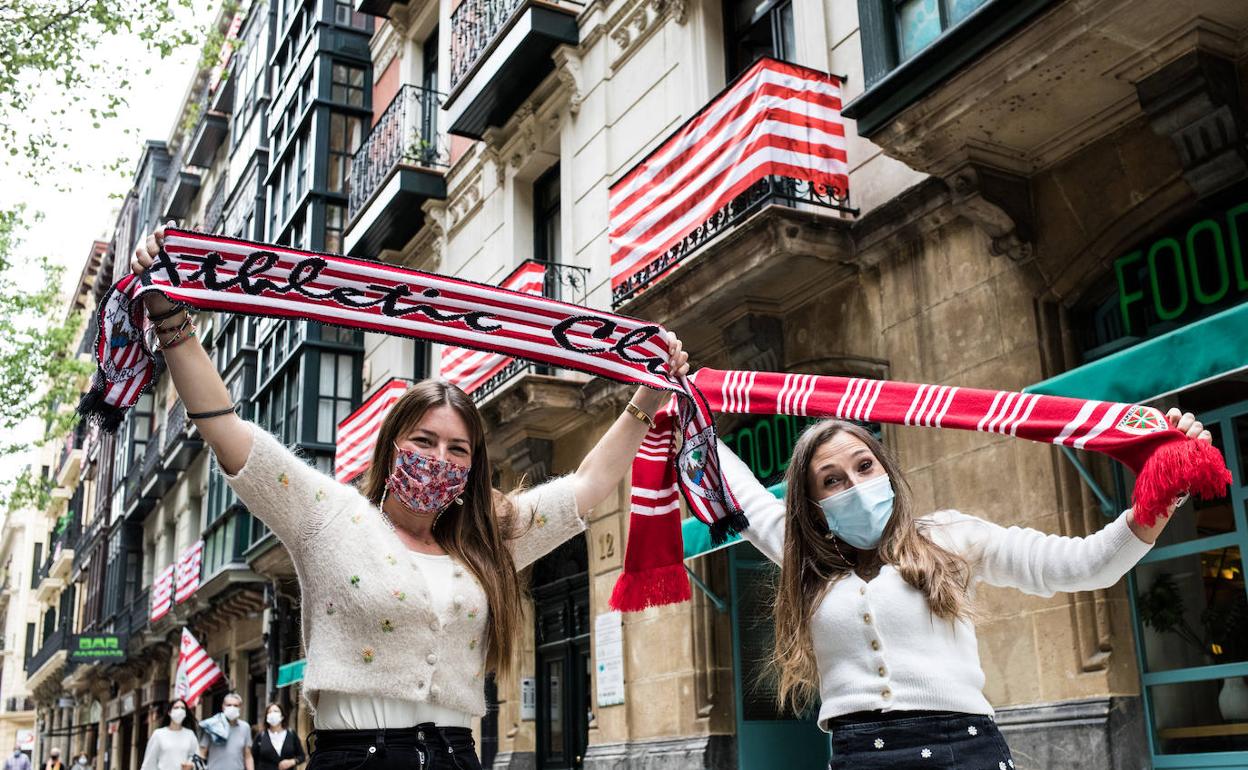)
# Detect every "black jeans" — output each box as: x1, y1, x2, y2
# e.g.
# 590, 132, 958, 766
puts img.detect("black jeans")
307, 725, 481, 770
828, 712, 1014, 769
